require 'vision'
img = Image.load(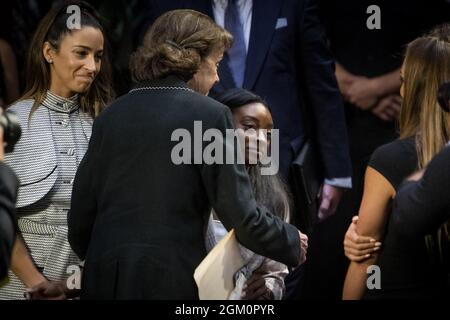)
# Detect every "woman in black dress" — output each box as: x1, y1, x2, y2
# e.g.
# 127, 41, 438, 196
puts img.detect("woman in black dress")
342, 24, 450, 299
